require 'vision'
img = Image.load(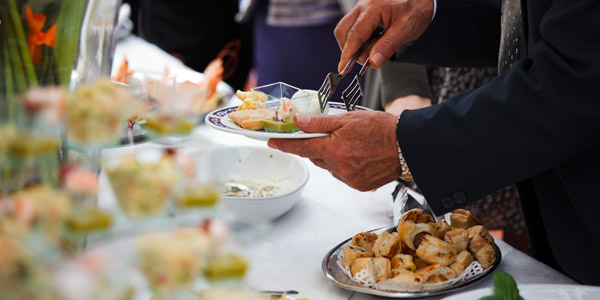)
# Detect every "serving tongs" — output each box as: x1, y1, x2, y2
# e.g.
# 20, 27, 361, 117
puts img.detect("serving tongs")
317, 27, 384, 113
